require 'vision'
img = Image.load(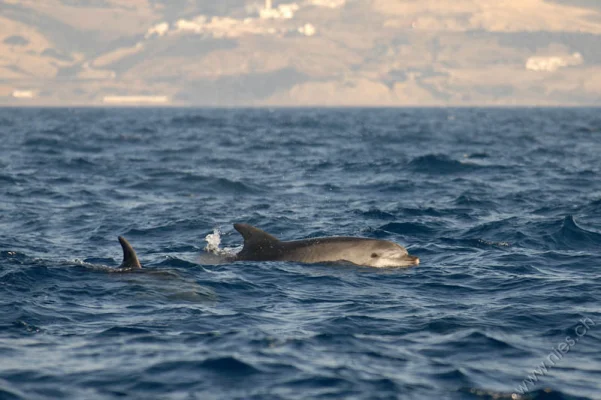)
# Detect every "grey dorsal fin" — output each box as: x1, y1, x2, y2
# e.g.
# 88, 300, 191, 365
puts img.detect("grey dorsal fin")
118, 236, 142, 269
233, 223, 279, 253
